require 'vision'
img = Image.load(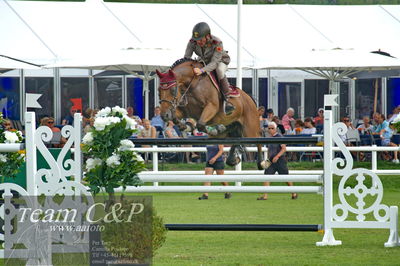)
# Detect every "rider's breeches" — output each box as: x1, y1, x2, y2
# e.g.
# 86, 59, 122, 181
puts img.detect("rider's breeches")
216, 62, 228, 81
